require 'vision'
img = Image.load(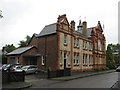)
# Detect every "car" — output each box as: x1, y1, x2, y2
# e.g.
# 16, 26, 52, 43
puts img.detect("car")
10, 64, 23, 72
116, 66, 120, 72
0, 64, 13, 71
21, 65, 38, 74
0, 64, 24, 72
